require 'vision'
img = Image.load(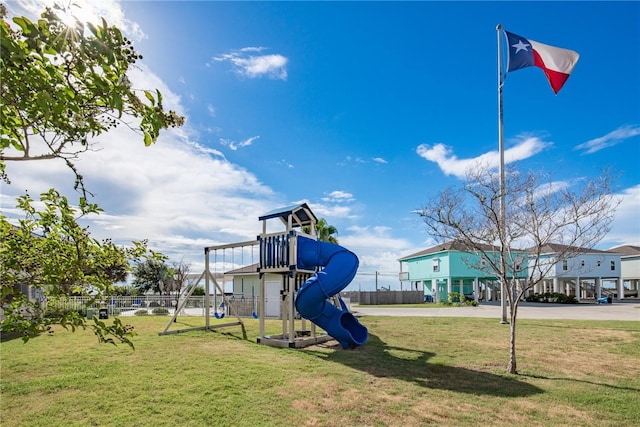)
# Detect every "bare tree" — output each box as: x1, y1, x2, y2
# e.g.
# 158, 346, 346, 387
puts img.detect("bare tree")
169, 260, 191, 295
416, 163, 619, 374
154, 260, 190, 296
